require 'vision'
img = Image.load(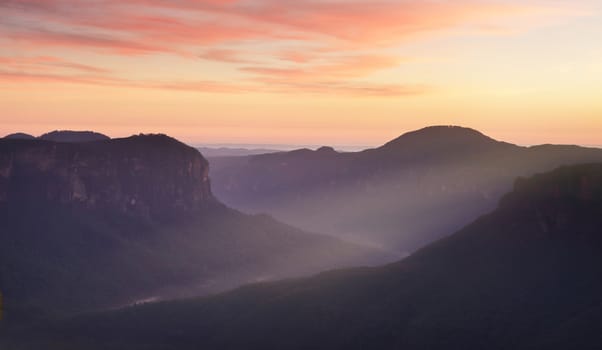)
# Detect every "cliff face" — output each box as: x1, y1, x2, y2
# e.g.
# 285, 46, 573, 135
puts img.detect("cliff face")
509, 163, 602, 204
0, 134, 214, 220
14, 164, 602, 350
499, 163, 602, 238
0, 134, 390, 318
